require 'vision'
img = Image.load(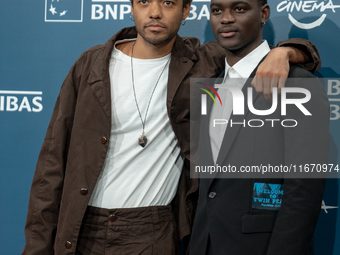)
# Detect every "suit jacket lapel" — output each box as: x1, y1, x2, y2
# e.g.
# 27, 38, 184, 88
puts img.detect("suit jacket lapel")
202, 71, 225, 181
214, 62, 265, 167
